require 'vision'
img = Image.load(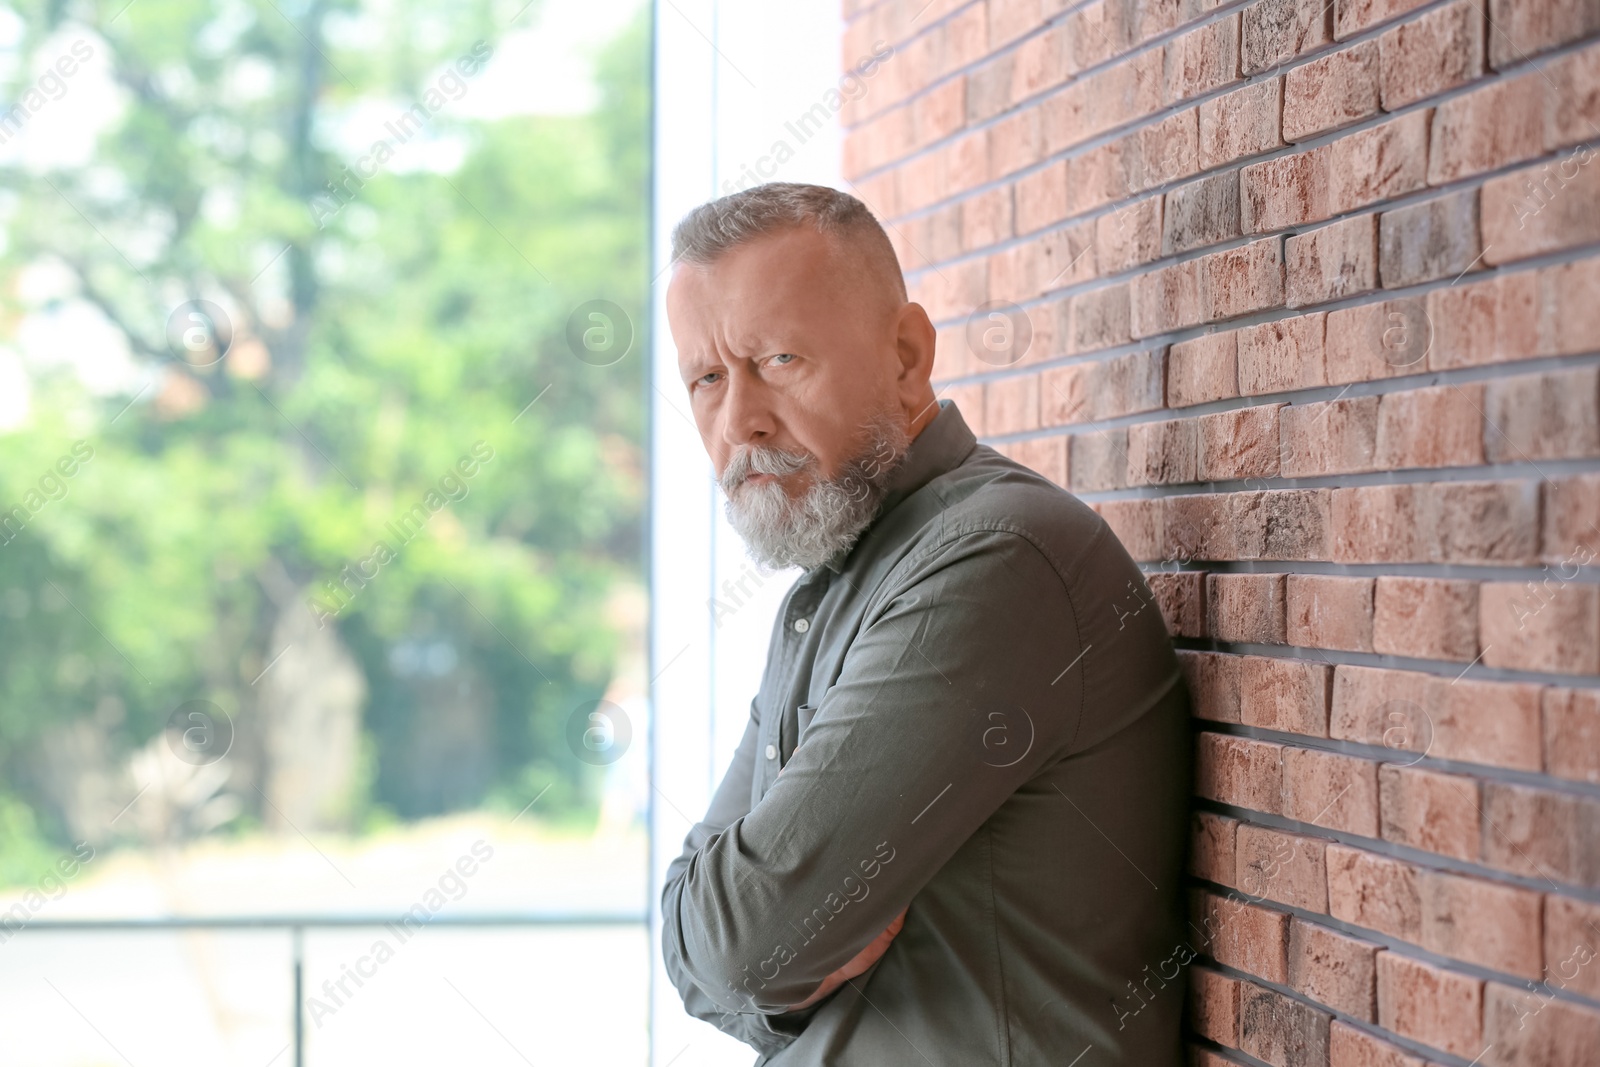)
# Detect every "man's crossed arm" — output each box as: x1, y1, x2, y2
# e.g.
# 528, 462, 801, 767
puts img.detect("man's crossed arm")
659, 529, 1086, 1051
